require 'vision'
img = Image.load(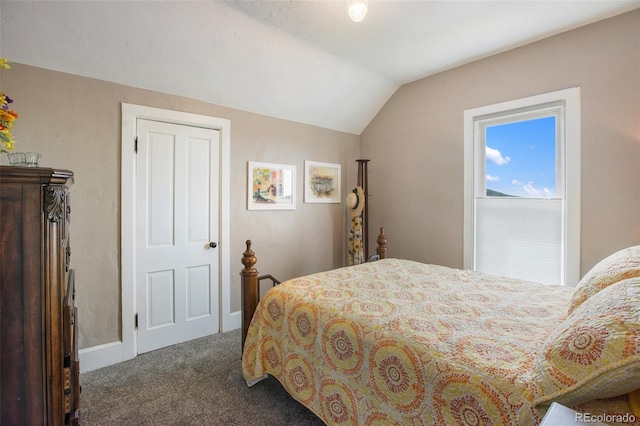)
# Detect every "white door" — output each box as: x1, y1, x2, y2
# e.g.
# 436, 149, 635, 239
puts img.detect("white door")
135, 119, 220, 354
